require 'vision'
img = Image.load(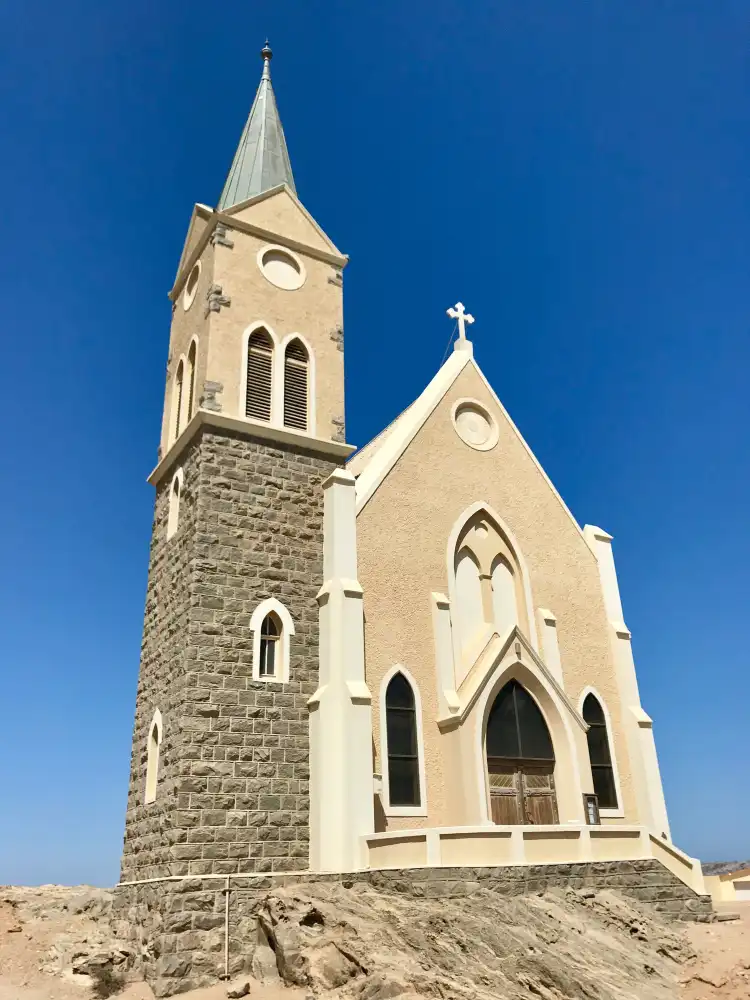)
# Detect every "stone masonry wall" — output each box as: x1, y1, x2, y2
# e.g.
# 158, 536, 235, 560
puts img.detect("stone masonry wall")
112, 861, 713, 996
120, 426, 337, 883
